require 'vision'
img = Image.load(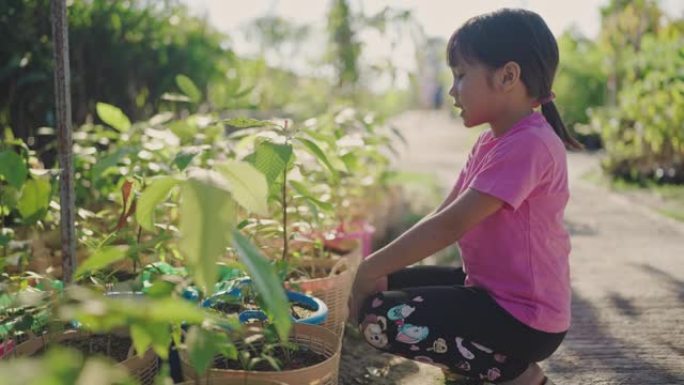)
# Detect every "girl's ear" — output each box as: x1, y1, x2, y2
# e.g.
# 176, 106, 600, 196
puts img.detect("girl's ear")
497, 61, 521, 92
